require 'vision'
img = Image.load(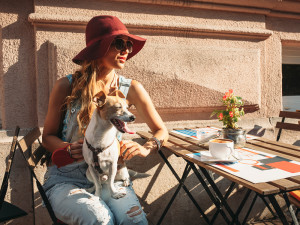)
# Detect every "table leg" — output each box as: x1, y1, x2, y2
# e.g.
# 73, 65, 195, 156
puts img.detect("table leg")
258, 194, 277, 218
242, 191, 257, 225
156, 163, 191, 225
158, 150, 211, 225
231, 189, 251, 224
188, 161, 231, 224
198, 166, 242, 225
211, 182, 236, 224
282, 192, 299, 225
241, 192, 278, 224
267, 194, 290, 225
